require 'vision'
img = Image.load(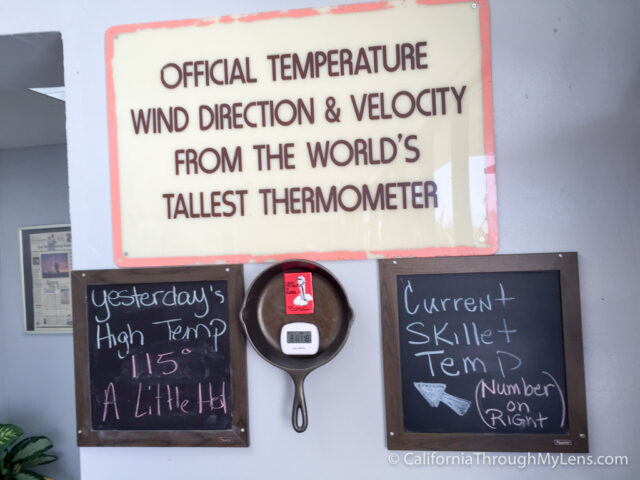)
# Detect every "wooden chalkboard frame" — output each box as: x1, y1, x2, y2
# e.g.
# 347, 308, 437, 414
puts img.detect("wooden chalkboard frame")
379, 253, 588, 452
72, 265, 249, 447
